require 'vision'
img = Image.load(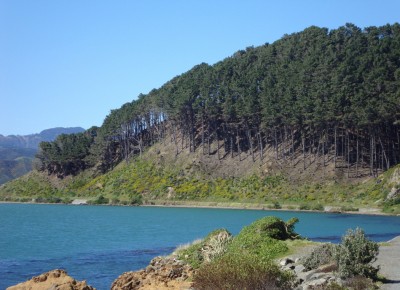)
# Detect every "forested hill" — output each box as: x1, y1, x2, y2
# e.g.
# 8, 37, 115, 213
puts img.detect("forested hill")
36, 23, 400, 180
